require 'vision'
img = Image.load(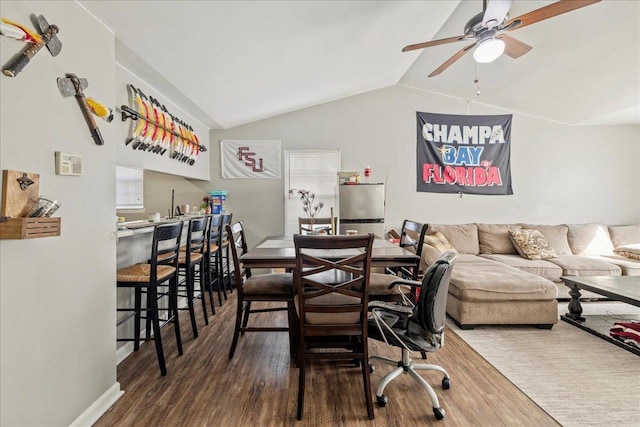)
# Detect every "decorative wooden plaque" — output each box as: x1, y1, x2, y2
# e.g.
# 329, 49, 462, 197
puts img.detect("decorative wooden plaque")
1, 170, 40, 218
